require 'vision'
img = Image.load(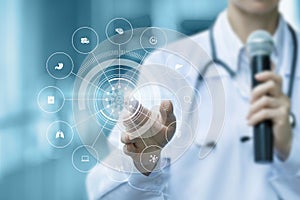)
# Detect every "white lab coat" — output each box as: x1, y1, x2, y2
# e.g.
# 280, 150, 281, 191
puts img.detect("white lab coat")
86, 11, 300, 200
